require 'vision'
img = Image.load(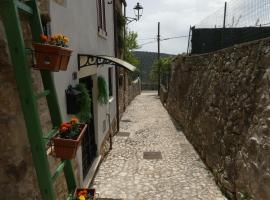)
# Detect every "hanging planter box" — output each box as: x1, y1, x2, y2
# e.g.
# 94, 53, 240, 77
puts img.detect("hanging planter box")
33, 43, 72, 72
52, 124, 87, 160
74, 188, 96, 200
